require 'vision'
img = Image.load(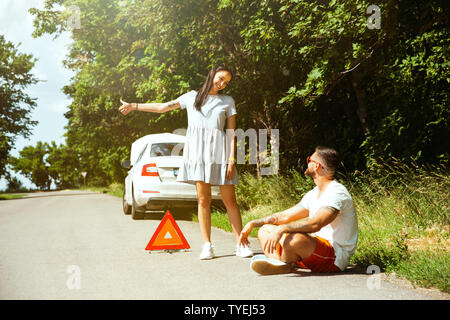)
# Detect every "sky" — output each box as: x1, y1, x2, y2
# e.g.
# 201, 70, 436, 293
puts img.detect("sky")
0, 0, 75, 190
